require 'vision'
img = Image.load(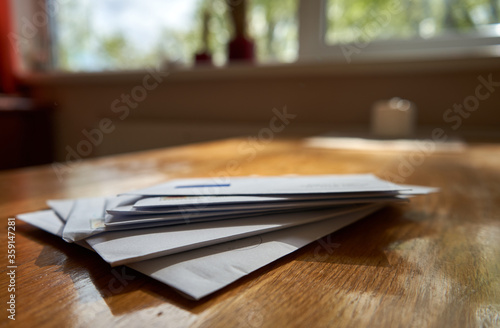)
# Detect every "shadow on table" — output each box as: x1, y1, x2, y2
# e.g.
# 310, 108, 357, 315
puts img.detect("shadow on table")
297, 206, 415, 266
